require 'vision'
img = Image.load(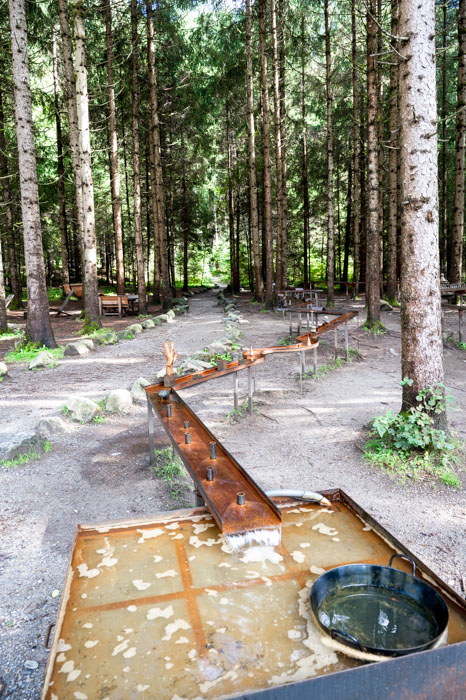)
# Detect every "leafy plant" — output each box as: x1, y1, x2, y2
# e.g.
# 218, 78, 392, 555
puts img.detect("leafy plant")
210, 351, 232, 366
364, 381, 462, 488
79, 312, 101, 336
456, 341, 466, 350
93, 415, 105, 424
227, 399, 256, 423
151, 447, 187, 498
